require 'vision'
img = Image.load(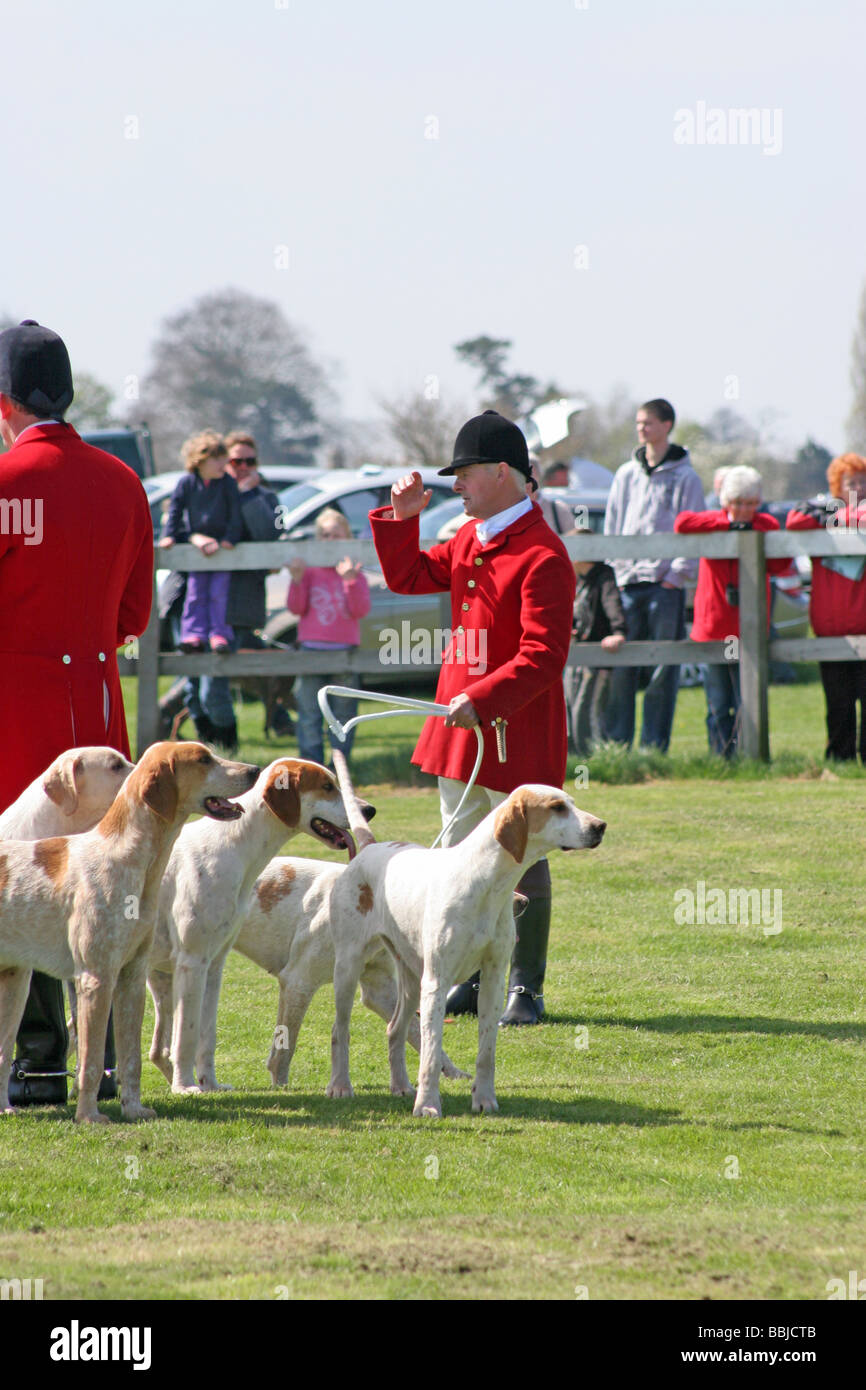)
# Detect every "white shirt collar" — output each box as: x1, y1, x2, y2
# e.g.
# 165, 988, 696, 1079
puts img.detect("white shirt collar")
14, 419, 63, 442
474, 495, 533, 547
